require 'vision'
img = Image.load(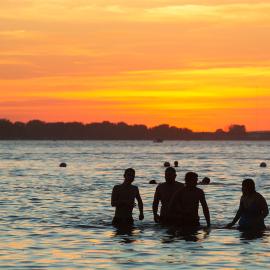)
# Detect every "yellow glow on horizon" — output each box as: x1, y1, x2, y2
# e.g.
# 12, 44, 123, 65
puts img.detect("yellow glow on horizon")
0, 0, 270, 131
